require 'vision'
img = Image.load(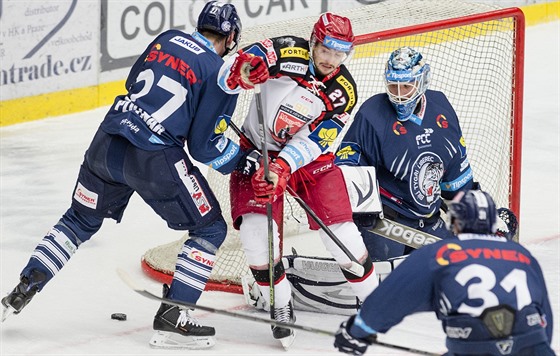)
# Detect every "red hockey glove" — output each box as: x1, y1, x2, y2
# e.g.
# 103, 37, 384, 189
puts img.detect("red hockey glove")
227, 51, 269, 90
251, 158, 291, 204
